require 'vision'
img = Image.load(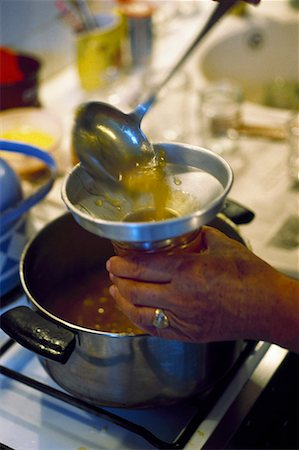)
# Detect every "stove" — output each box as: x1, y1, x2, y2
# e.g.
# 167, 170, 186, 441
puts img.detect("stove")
1, 291, 289, 450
